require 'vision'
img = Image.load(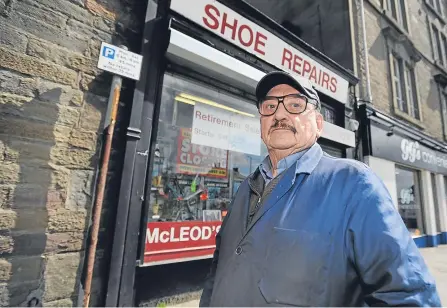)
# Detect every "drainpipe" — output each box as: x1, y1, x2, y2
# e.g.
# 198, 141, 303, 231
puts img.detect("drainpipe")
359, 0, 373, 103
